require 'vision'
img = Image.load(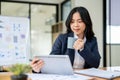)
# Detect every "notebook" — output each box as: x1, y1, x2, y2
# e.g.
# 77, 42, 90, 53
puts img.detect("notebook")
74, 68, 120, 79
36, 55, 74, 75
